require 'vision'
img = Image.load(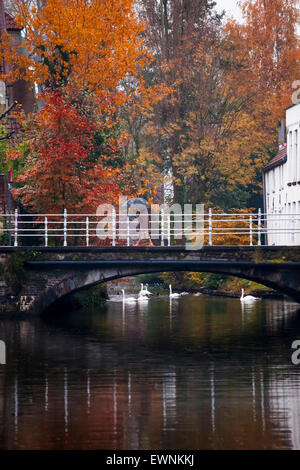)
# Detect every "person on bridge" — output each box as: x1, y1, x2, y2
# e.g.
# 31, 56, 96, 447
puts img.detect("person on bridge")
125, 198, 154, 247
